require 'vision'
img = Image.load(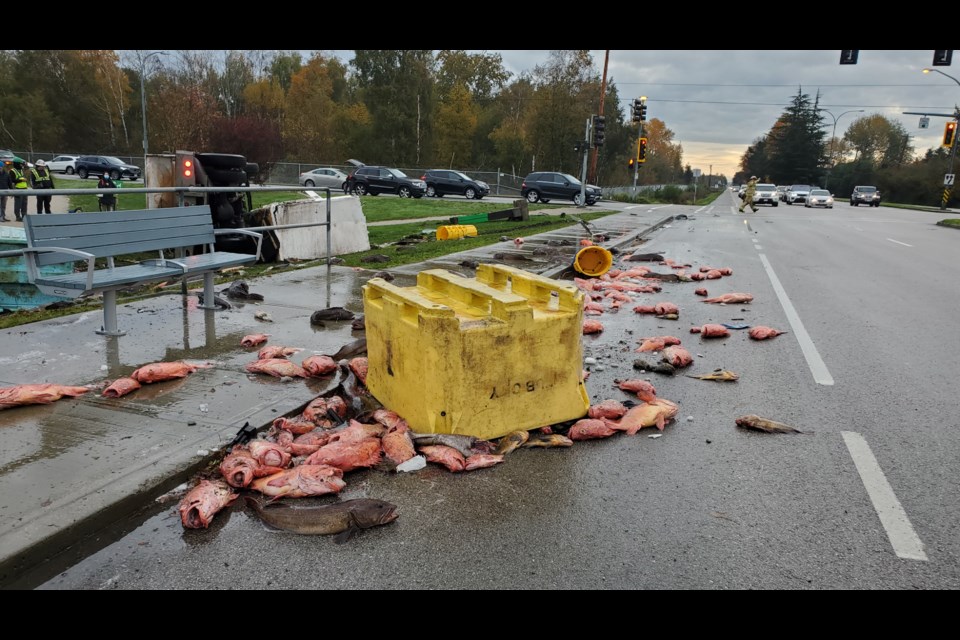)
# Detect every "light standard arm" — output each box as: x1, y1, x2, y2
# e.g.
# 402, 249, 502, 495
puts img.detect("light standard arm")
822, 108, 864, 190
